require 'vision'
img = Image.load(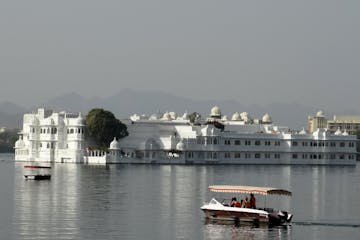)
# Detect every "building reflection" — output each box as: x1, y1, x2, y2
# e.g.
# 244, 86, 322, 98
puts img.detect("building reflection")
14, 163, 81, 239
